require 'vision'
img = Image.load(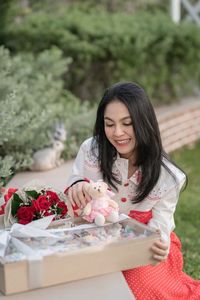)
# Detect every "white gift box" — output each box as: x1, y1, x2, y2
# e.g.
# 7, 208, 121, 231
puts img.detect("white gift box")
0, 215, 159, 295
